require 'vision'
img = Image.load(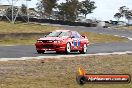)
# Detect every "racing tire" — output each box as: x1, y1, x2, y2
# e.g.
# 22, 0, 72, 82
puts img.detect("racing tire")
79, 43, 87, 54
65, 42, 71, 54
37, 50, 45, 54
